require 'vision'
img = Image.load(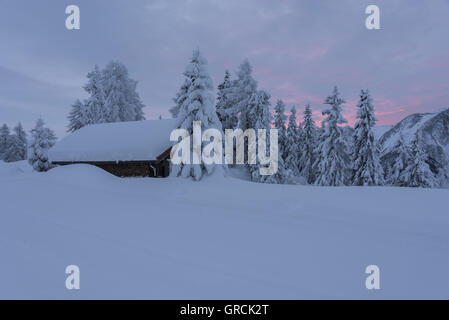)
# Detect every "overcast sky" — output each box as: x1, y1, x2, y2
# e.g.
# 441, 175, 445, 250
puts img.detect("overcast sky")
1, 0, 448, 137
